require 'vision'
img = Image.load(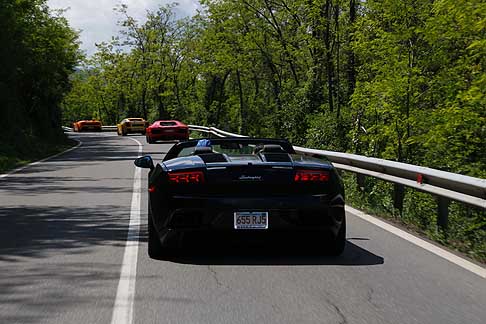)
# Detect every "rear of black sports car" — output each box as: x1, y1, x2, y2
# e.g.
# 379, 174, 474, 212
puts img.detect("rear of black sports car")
142, 139, 346, 258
